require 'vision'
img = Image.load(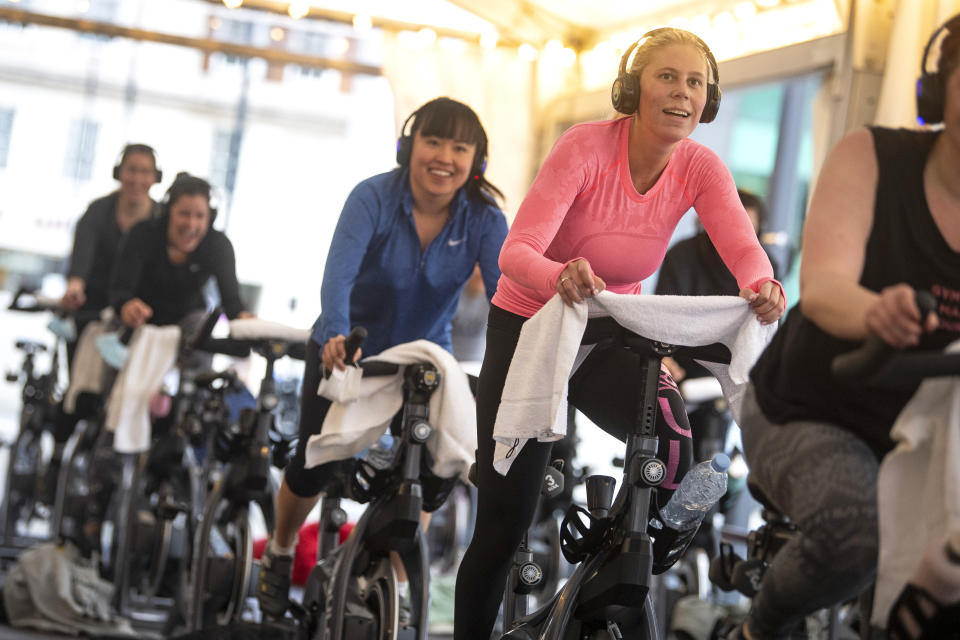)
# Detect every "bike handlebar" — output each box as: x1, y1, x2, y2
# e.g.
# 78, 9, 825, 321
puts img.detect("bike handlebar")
579, 316, 732, 365
343, 326, 367, 366
831, 291, 946, 388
